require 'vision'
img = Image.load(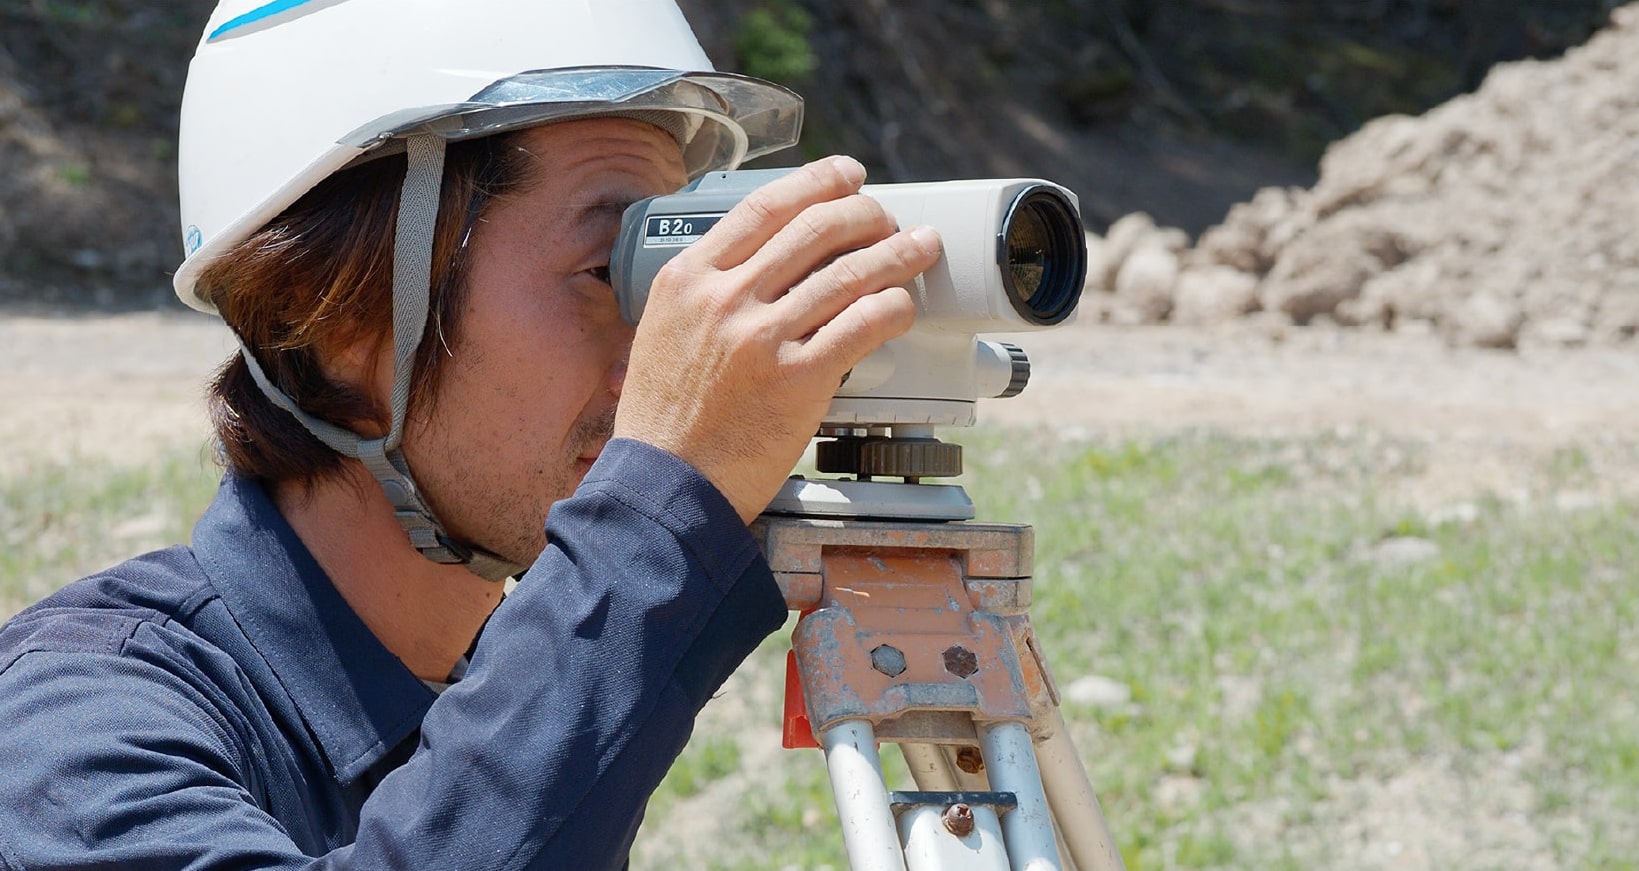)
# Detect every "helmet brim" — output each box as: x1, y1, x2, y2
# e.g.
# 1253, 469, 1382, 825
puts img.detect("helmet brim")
175, 67, 802, 312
